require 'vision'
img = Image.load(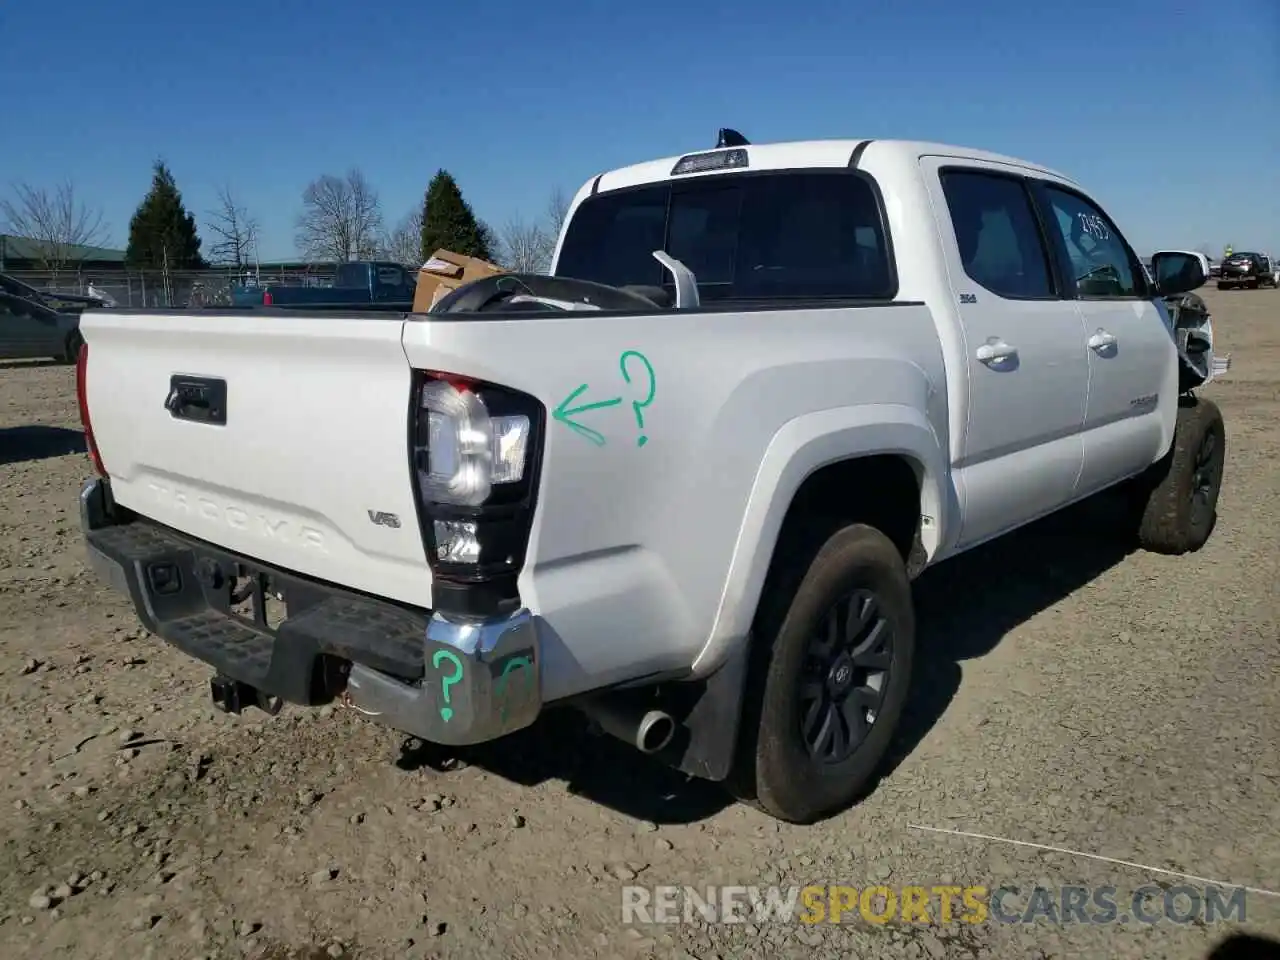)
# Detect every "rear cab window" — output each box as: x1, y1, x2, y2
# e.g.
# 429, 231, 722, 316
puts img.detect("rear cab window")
555, 171, 896, 303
